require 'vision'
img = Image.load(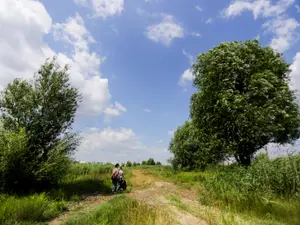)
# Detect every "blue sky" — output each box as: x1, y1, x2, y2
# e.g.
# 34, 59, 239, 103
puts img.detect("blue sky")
0, 0, 300, 164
